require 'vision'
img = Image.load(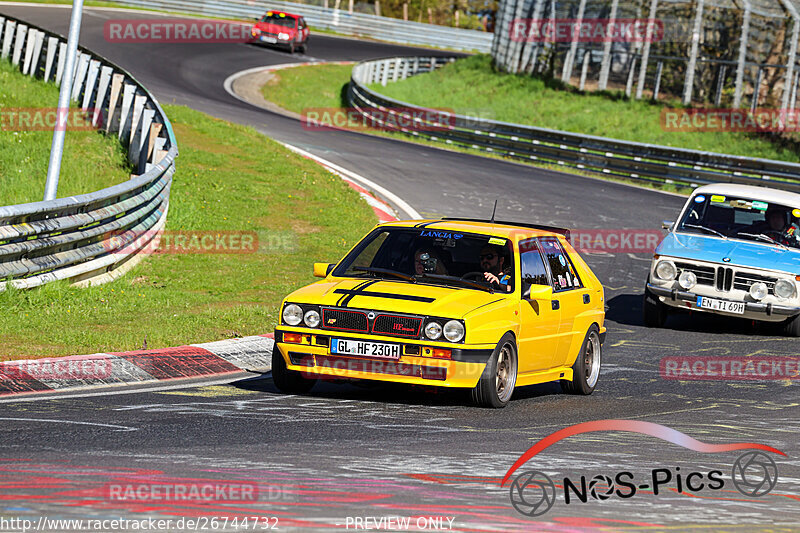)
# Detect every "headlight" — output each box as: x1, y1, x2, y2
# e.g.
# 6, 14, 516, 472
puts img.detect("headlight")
278, 32, 290, 40
251, 27, 261, 36
424, 321, 442, 340
303, 309, 320, 327
443, 320, 465, 342
282, 304, 303, 325
655, 260, 677, 281
749, 282, 768, 301
774, 279, 796, 300
678, 270, 697, 290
